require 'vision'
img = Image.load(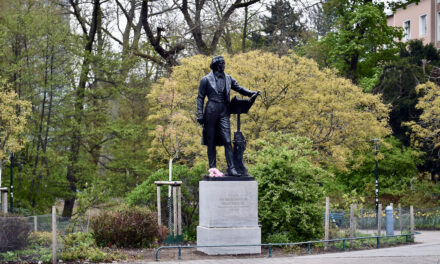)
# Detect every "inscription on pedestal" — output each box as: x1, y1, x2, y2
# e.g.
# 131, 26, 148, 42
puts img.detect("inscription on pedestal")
199, 181, 258, 228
